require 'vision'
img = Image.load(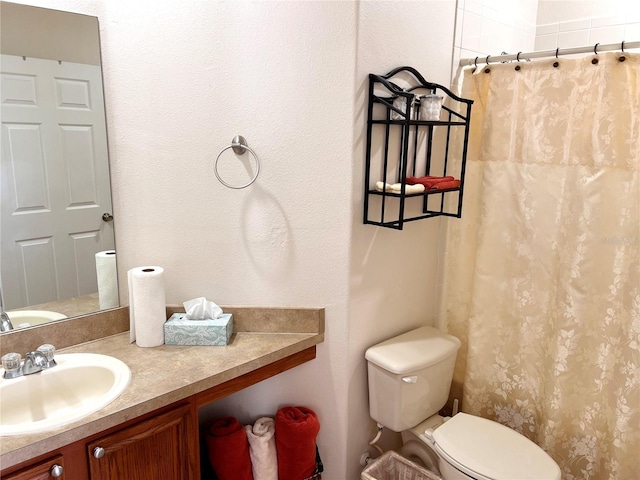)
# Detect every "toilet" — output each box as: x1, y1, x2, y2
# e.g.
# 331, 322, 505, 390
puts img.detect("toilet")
365, 326, 561, 480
